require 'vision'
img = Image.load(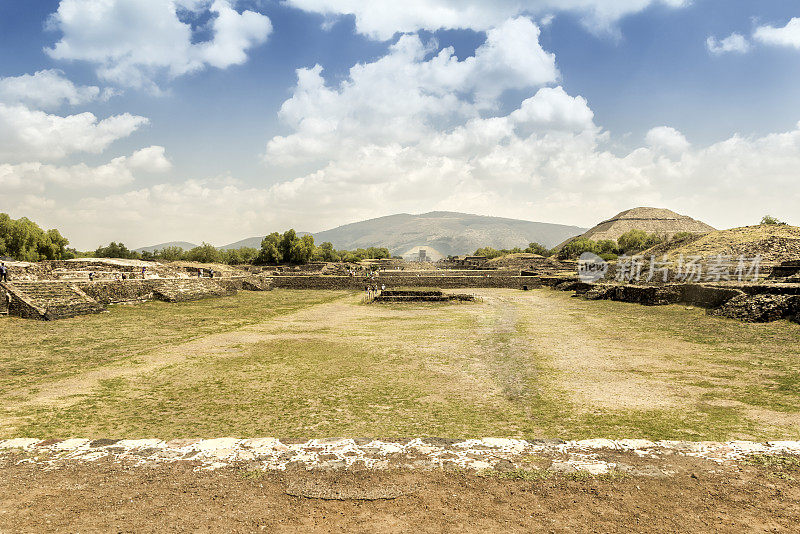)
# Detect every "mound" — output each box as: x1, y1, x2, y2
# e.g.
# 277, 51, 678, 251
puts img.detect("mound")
642, 224, 800, 263
314, 211, 586, 256
557, 207, 715, 249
